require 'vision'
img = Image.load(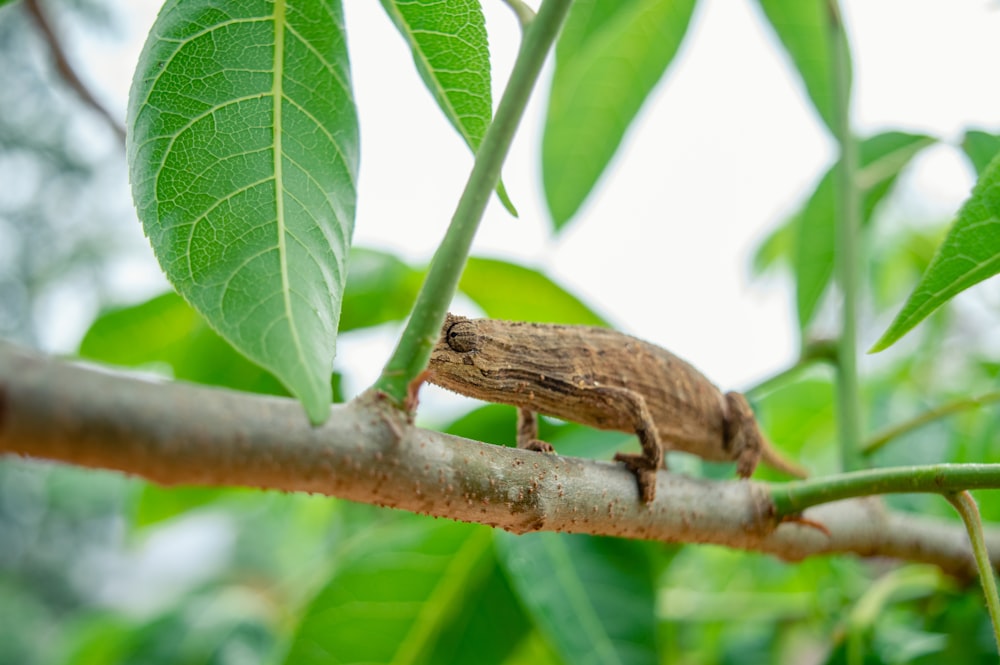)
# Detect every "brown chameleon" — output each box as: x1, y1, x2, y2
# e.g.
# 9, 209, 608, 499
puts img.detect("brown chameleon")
428, 314, 806, 503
